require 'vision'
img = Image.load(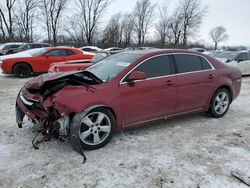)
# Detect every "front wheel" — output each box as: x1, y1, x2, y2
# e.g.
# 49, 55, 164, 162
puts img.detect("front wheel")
13, 63, 32, 78
70, 108, 115, 151
207, 88, 231, 118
